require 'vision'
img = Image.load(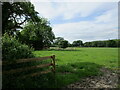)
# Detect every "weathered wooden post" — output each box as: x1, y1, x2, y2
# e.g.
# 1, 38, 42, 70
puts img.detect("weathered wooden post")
51, 55, 56, 87
51, 55, 55, 73
53, 55, 55, 73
